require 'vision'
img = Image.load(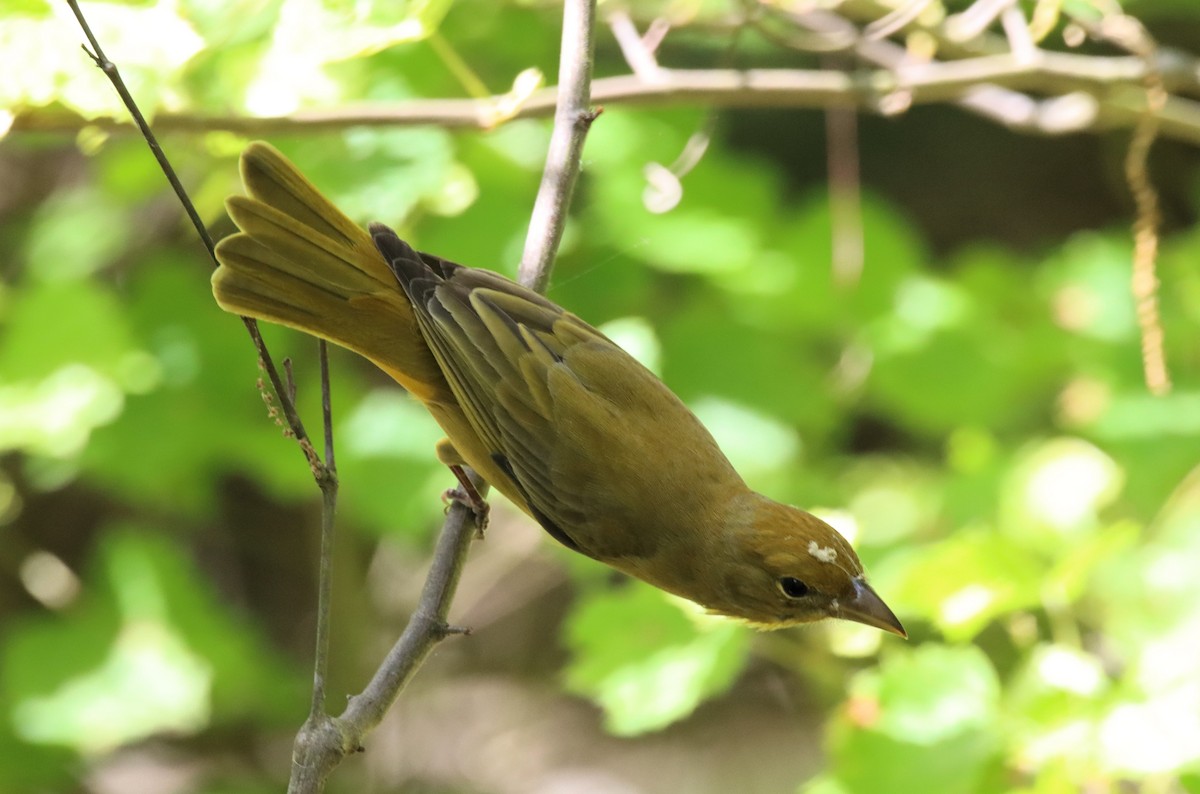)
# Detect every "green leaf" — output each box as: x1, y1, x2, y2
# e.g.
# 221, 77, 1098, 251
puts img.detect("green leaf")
831, 646, 1000, 794
0, 279, 139, 382
564, 584, 750, 735
23, 185, 131, 282
2, 526, 304, 755
0, 278, 144, 459
889, 530, 1047, 641
998, 437, 1124, 546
